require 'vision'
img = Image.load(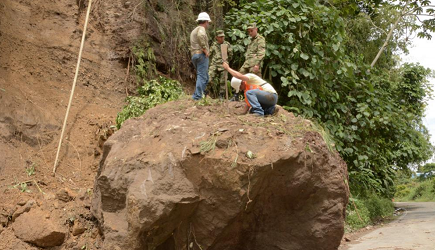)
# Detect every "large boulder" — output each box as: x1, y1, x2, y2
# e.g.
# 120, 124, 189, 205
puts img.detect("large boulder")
91, 99, 349, 250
